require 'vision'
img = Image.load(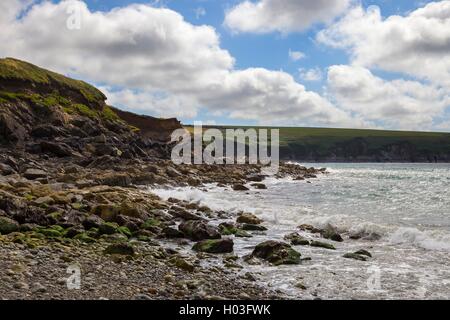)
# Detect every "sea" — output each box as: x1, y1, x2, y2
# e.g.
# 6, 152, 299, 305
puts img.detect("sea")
151, 163, 450, 300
